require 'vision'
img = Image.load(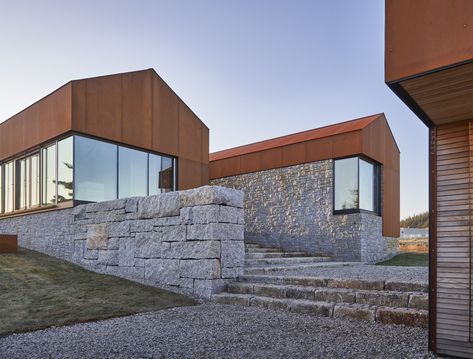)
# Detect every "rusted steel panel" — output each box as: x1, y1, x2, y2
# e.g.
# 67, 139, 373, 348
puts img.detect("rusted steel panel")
0, 83, 72, 161
0, 235, 18, 254
121, 71, 153, 149
306, 137, 333, 163
178, 158, 202, 190
386, 0, 473, 83
210, 114, 381, 161
240, 152, 261, 174
152, 75, 179, 156
260, 148, 283, 171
